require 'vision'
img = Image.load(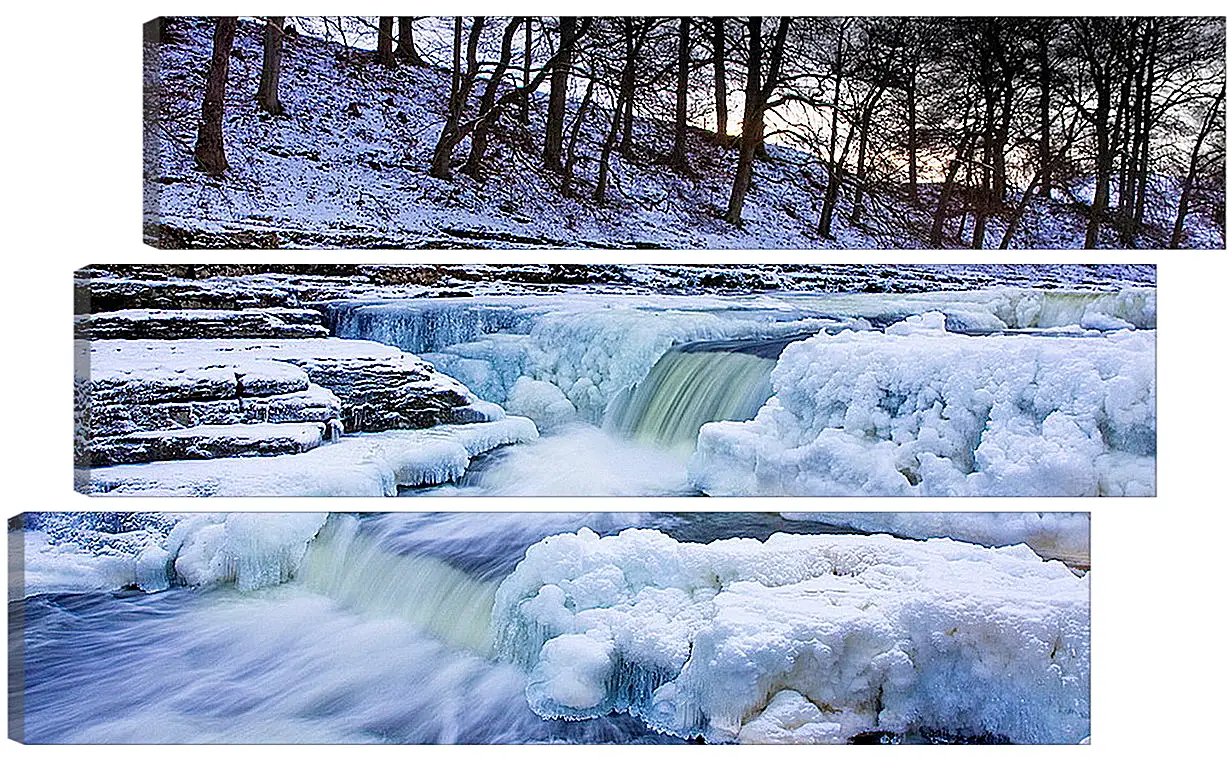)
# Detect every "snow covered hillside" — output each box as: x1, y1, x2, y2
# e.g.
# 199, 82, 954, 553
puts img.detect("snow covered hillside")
143, 17, 1223, 249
